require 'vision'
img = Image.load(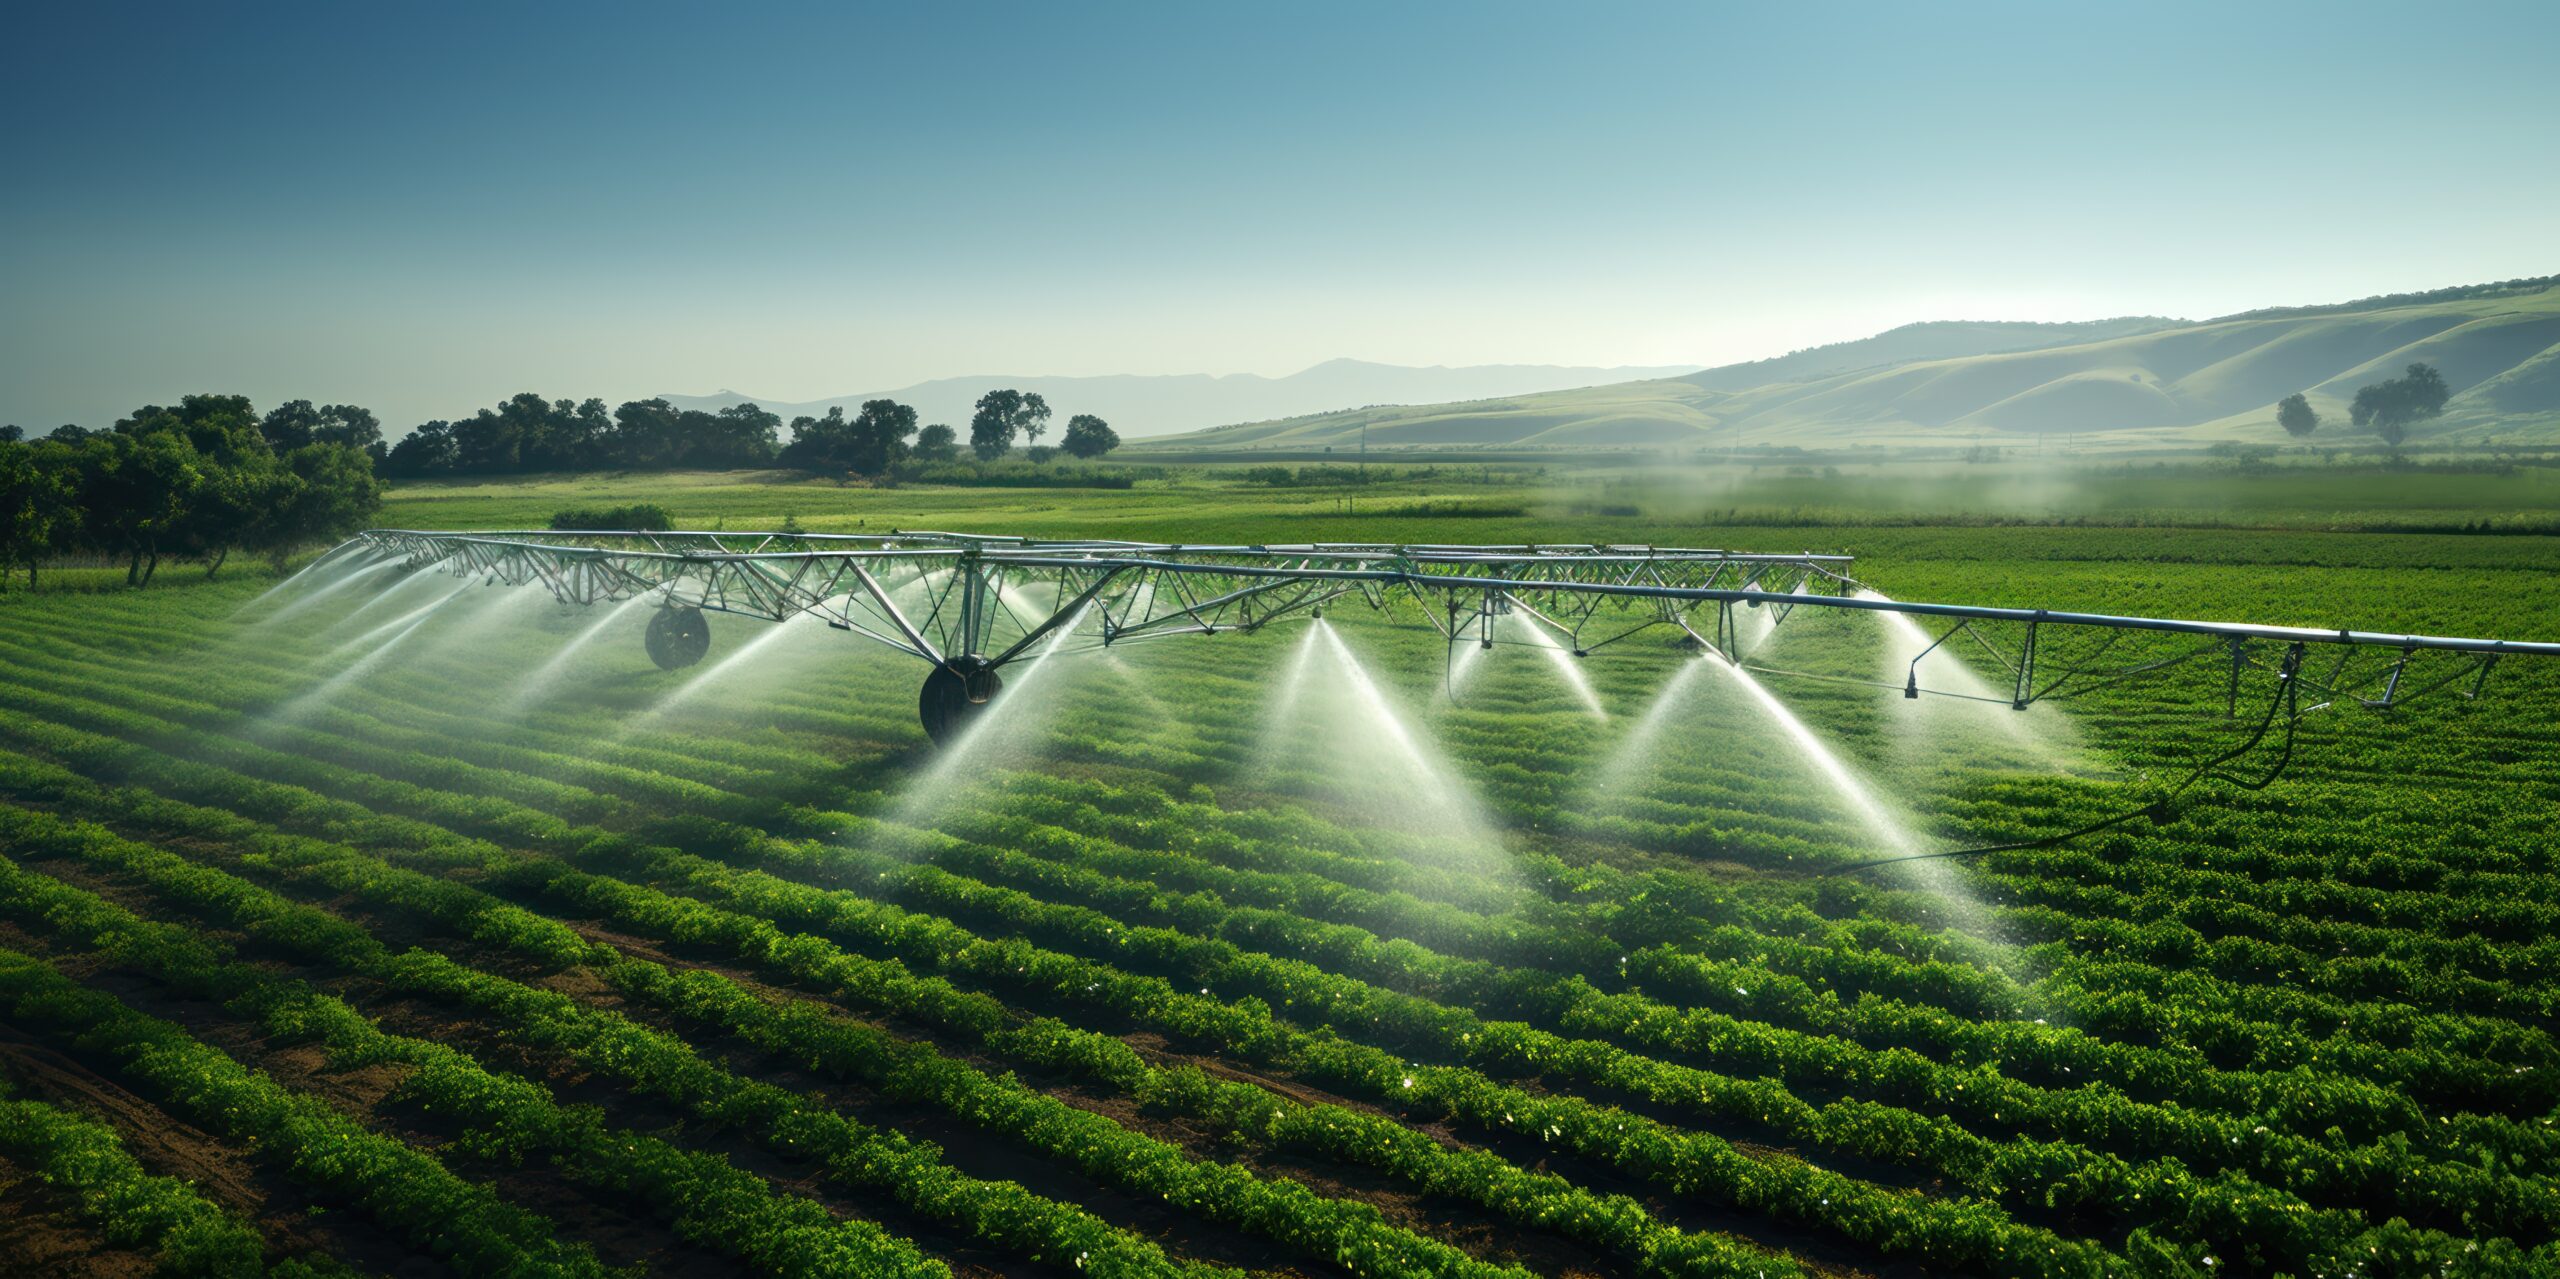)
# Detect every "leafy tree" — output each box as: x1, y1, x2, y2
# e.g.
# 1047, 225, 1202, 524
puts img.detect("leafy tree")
76, 429, 204, 585
2276, 393, 2318, 438
706, 403, 782, 468
2349, 362, 2451, 448
384, 420, 460, 476
914, 423, 958, 461
844, 400, 918, 475
1061, 414, 1120, 459
112, 394, 283, 579
175, 450, 292, 578
116, 394, 269, 466
780, 407, 849, 474
0, 426, 21, 443
612, 398, 687, 468
0, 441, 76, 590
969, 389, 1050, 460
782, 401, 917, 477
259, 400, 383, 455
255, 443, 384, 568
